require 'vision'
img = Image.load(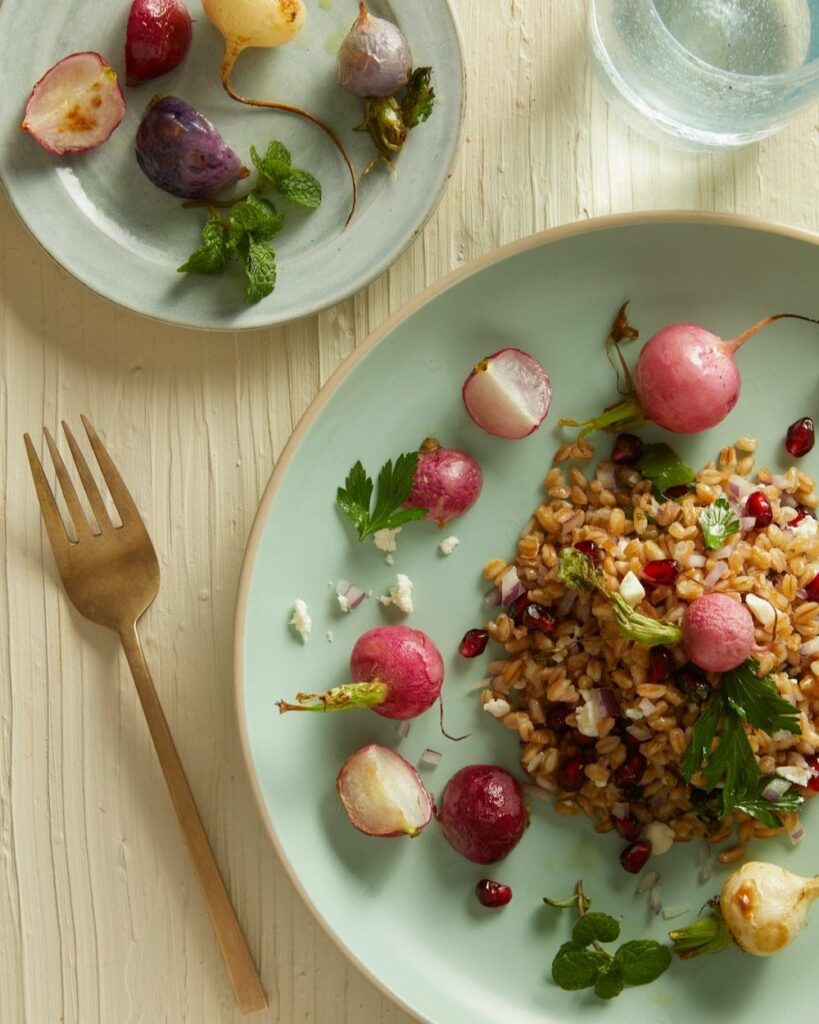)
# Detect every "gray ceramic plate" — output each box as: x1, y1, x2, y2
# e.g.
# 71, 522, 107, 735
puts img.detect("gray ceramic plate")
0, 0, 464, 329
236, 214, 819, 1024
